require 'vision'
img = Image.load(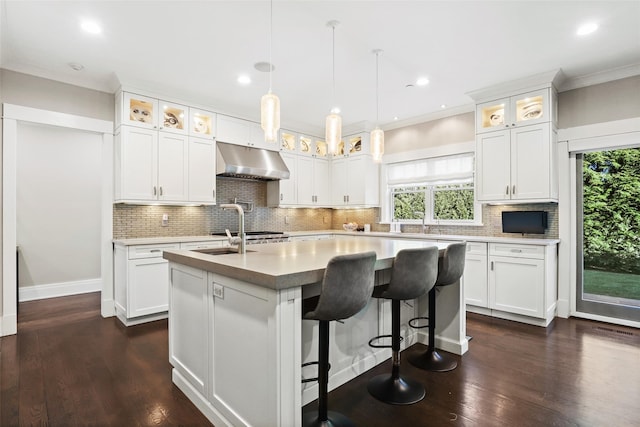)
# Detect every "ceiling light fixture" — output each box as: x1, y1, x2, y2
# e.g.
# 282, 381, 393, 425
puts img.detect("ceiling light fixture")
68, 62, 84, 71
371, 49, 384, 163
261, 0, 280, 143
577, 22, 598, 36
416, 77, 429, 87
237, 75, 251, 85
80, 20, 102, 34
326, 20, 342, 156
